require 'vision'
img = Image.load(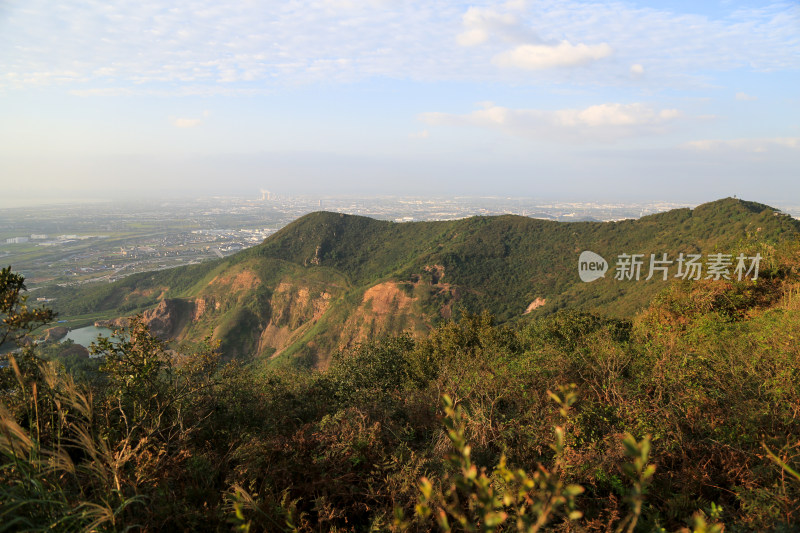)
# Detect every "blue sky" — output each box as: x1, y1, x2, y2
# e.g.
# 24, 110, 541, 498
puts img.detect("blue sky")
1, 0, 798, 206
